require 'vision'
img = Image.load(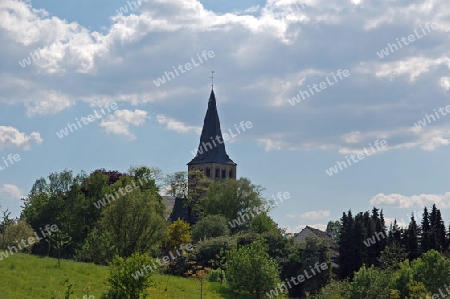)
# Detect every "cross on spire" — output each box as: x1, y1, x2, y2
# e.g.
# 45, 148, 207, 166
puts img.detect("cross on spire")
209, 70, 215, 90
